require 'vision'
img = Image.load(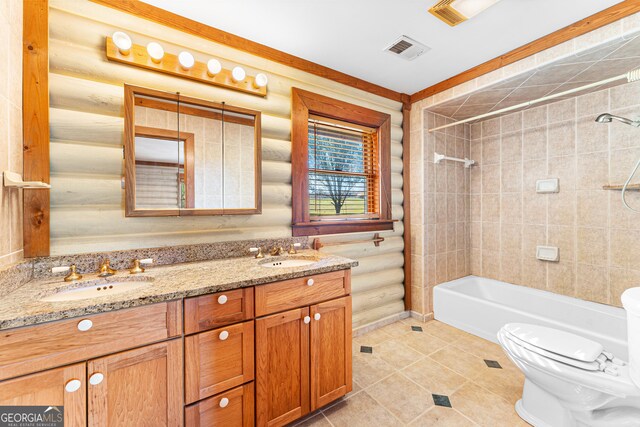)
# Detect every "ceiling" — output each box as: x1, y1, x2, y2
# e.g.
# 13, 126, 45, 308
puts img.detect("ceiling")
140, 0, 623, 94
428, 33, 640, 122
